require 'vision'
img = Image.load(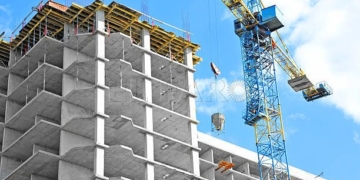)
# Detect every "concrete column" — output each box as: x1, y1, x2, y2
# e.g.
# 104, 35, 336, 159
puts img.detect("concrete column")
93, 10, 109, 180
225, 155, 234, 180
237, 162, 250, 175
200, 148, 214, 162
141, 29, 154, 180
184, 47, 200, 176
199, 149, 215, 180
63, 23, 75, 43
9, 48, 22, 67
